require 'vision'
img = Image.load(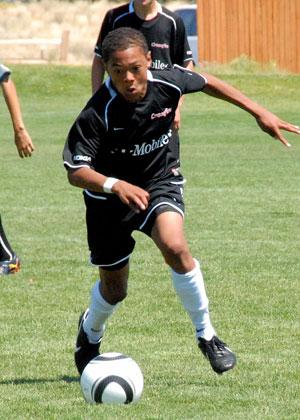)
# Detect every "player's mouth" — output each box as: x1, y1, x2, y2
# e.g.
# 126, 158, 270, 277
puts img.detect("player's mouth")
124, 86, 140, 101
